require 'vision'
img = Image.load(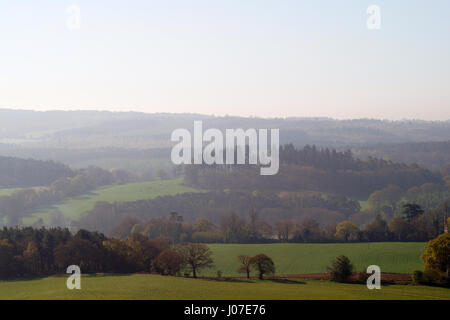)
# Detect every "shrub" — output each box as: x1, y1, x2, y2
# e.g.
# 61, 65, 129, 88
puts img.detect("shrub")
356, 271, 370, 284
421, 233, 450, 275
327, 255, 354, 282
423, 269, 443, 284
418, 233, 450, 287
444, 275, 450, 287
412, 270, 423, 284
